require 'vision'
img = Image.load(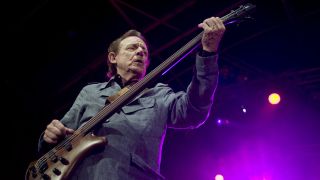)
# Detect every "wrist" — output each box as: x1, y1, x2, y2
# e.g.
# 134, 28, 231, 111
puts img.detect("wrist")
199, 49, 217, 57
